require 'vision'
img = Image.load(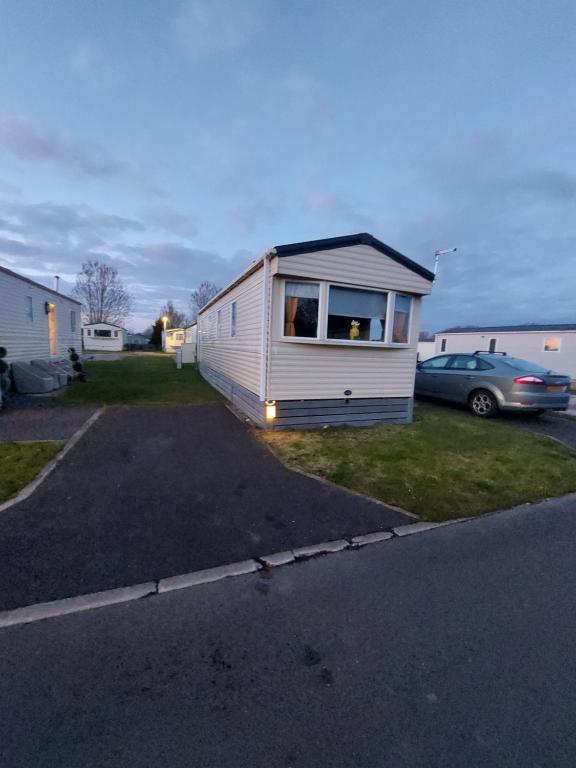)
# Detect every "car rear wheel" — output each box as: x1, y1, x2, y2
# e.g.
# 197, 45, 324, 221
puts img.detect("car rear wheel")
469, 389, 498, 418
